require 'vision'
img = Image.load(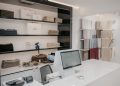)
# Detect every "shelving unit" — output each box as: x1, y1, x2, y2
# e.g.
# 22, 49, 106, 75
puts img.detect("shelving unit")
0, 1, 72, 54
80, 19, 113, 61
0, 46, 68, 54
0, 17, 56, 23
0, 0, 72, 78
1, 63, 53, 77
58, 8, 72, 50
